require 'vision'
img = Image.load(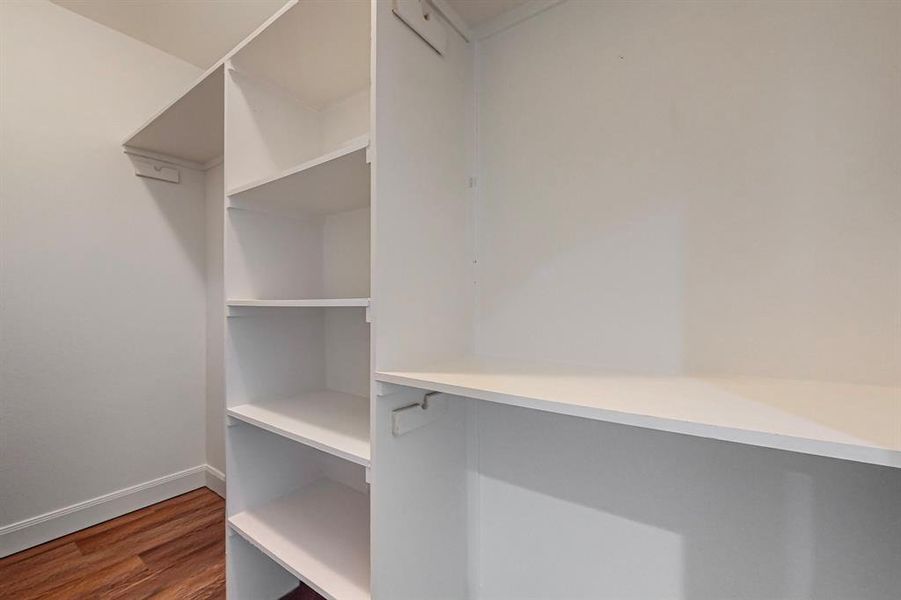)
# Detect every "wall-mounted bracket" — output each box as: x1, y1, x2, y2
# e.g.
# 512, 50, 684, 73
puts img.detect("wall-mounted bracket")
391, 391, 447, 436
393, 0, 448, 55
129, 154, 180, 183
365, 304, 373, 323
